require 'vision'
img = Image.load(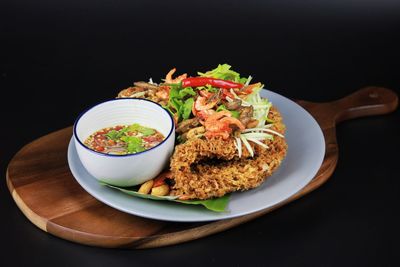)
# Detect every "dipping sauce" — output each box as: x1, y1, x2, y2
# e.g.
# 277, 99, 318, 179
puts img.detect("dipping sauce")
84, 123, 165, 155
